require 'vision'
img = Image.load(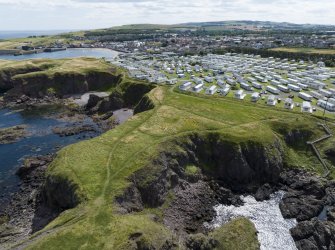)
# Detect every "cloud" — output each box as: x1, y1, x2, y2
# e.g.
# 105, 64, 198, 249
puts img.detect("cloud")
73, 0, 149, 2
0, 0, 334, 30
